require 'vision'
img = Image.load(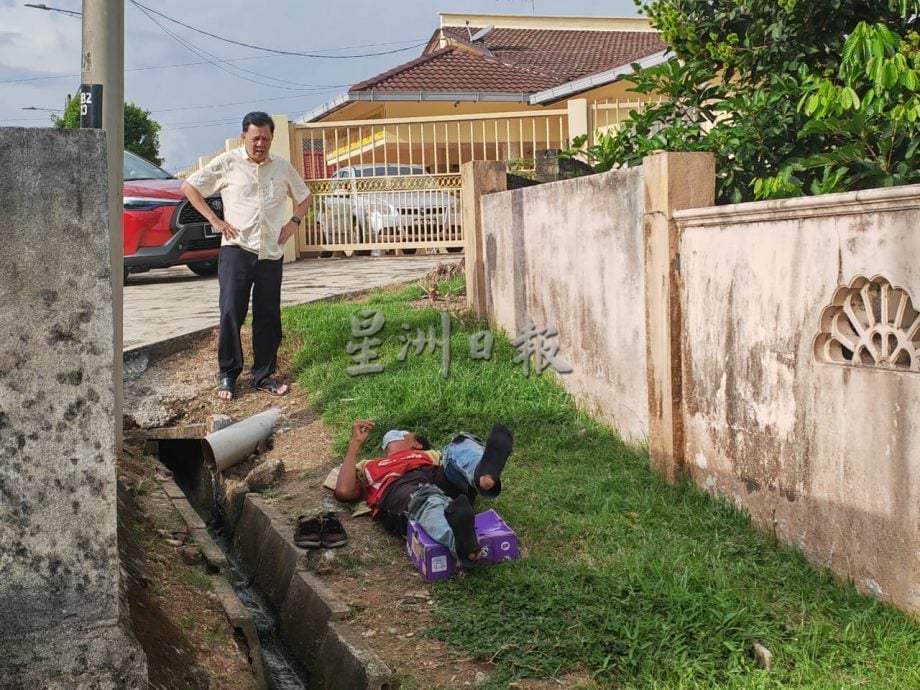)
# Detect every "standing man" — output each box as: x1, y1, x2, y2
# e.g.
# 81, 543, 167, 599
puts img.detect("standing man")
182, 112, 312, 400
